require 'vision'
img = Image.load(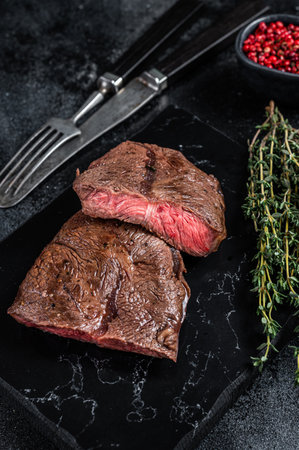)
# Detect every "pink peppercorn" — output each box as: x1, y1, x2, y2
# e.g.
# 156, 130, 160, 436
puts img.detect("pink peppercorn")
243, 21, 299, 74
